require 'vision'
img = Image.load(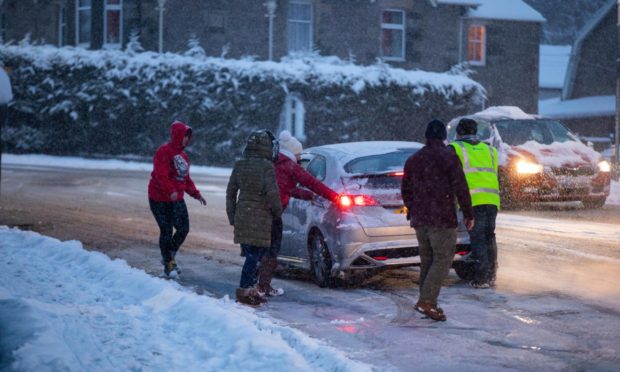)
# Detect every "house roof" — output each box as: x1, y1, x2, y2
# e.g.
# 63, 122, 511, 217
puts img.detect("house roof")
562, 0, 616, 100
435, 0, 481, 5
466, 0, 546, 23
539, 45, 571, 89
